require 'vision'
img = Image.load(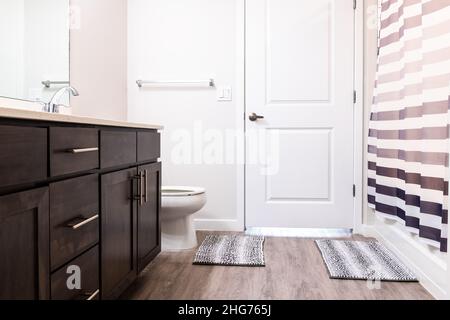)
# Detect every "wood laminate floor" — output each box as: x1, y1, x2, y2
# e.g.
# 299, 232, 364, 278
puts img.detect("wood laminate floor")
122, 232, 433, 300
